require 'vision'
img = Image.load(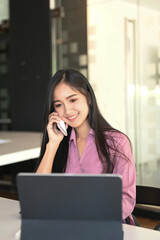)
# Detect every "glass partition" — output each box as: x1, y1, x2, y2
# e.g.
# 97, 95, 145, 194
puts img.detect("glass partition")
138, 0, 160, 187
0, 0, 10, 130
50, 0, 88, 77
50, 0, 160, 187
87, 0, 160, 187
